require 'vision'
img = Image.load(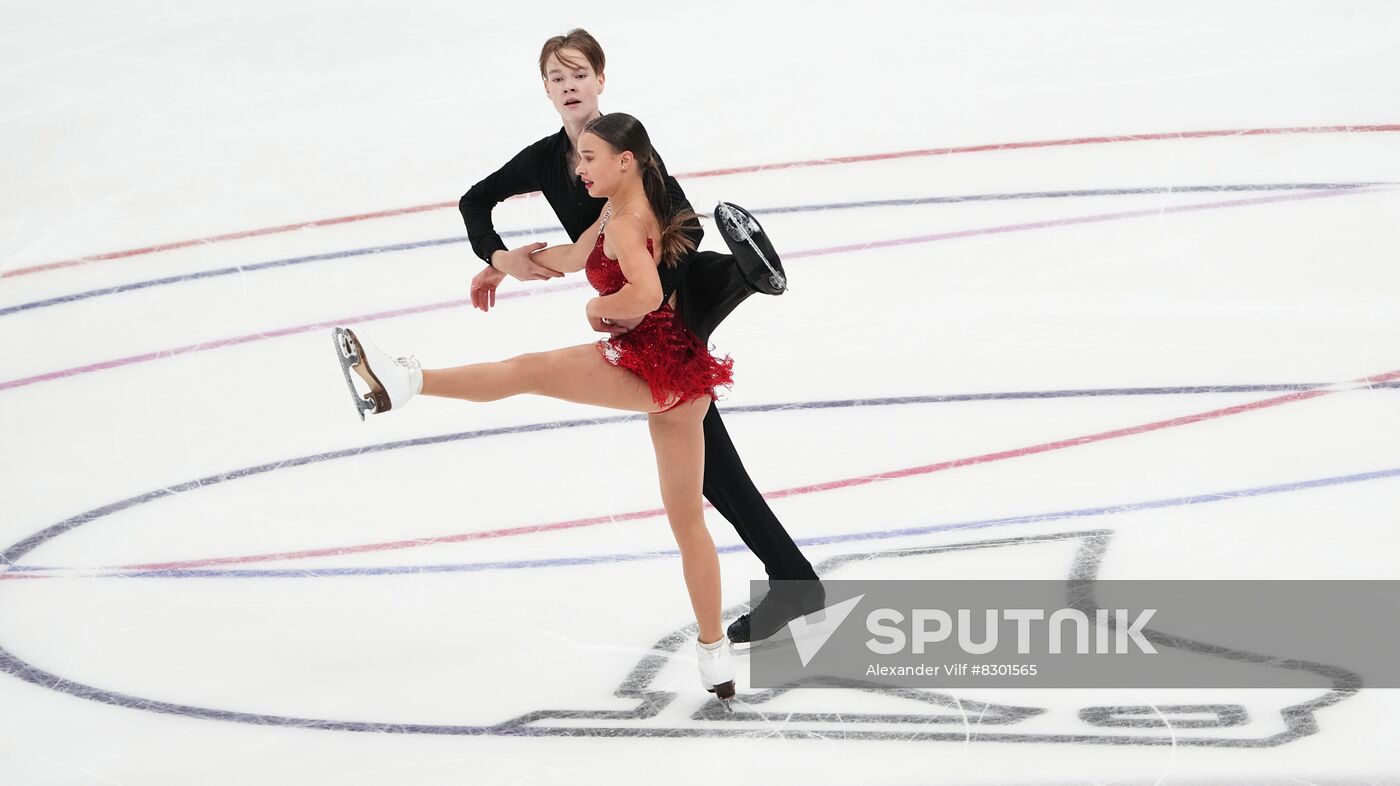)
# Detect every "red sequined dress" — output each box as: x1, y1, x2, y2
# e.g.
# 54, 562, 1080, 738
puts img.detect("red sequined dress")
585, 232, 734, 409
